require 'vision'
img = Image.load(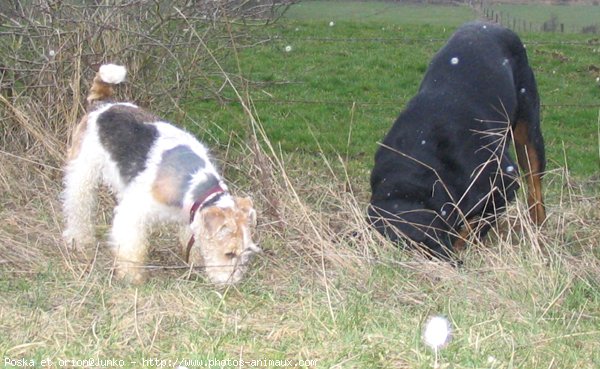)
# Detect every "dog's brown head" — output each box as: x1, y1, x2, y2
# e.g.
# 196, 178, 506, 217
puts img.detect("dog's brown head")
189, 196, 259, 285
